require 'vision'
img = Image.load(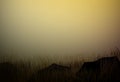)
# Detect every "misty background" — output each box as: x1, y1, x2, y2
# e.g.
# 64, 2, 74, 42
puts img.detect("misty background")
0, 0, 120, 63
